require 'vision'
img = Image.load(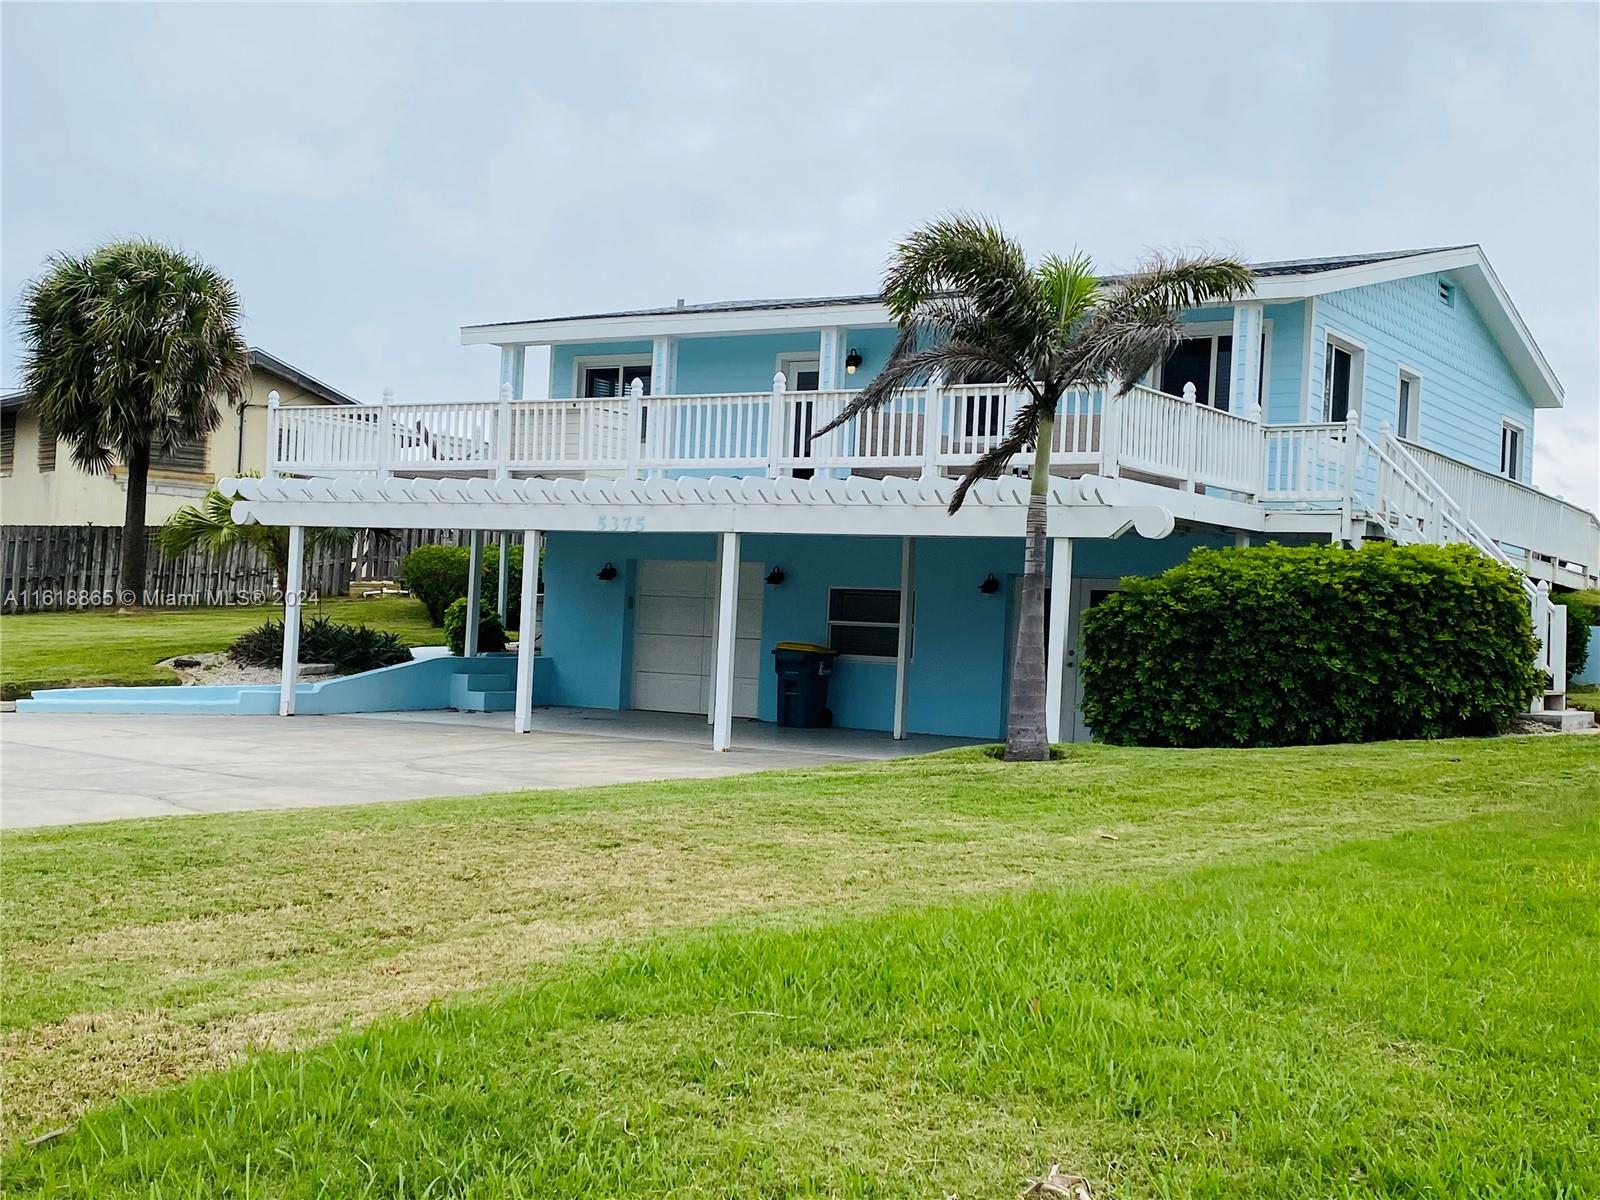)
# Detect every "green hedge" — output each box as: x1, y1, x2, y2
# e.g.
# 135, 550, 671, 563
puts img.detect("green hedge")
1080, 543, 1540, 747
400, 543, 526, 629
444, 598, 507, 657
